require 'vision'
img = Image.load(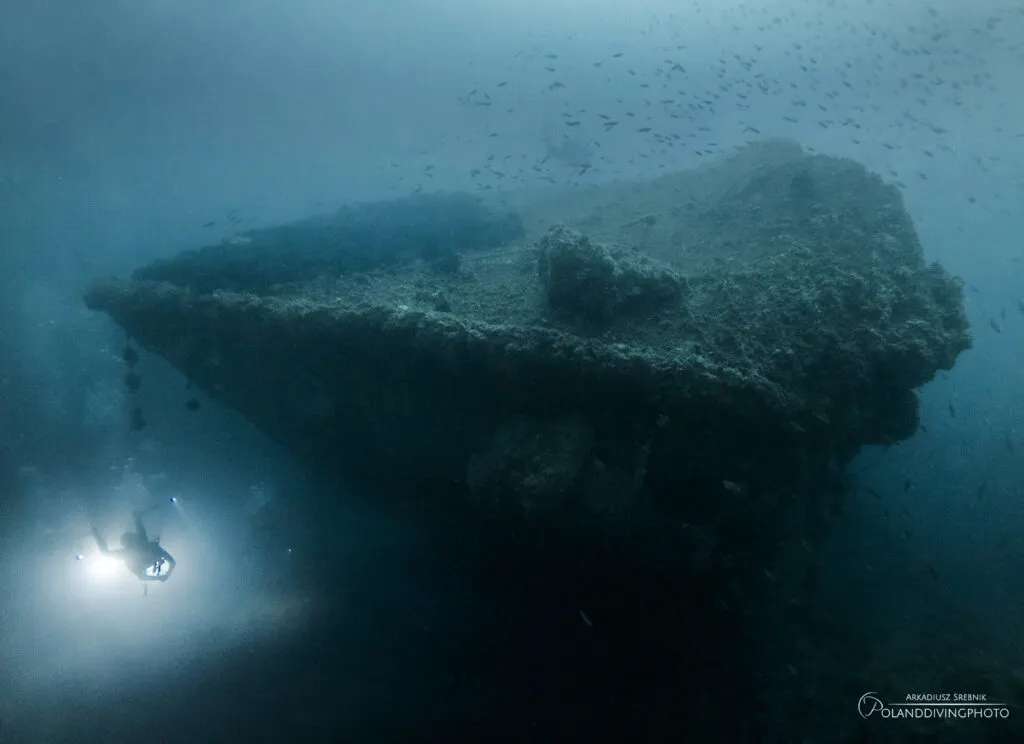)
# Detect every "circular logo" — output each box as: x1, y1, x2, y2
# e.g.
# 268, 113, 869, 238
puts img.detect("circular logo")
858, 692, 885, 718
